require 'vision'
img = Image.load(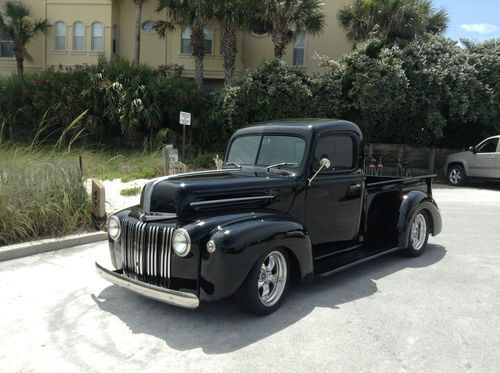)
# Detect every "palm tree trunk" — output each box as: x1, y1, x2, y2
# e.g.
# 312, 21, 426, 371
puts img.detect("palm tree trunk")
271, 30, 287, 59
221, 23, 237, 86
134, 0, 143, 64
191, 23, 205, 90
15, 53, 24, 77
